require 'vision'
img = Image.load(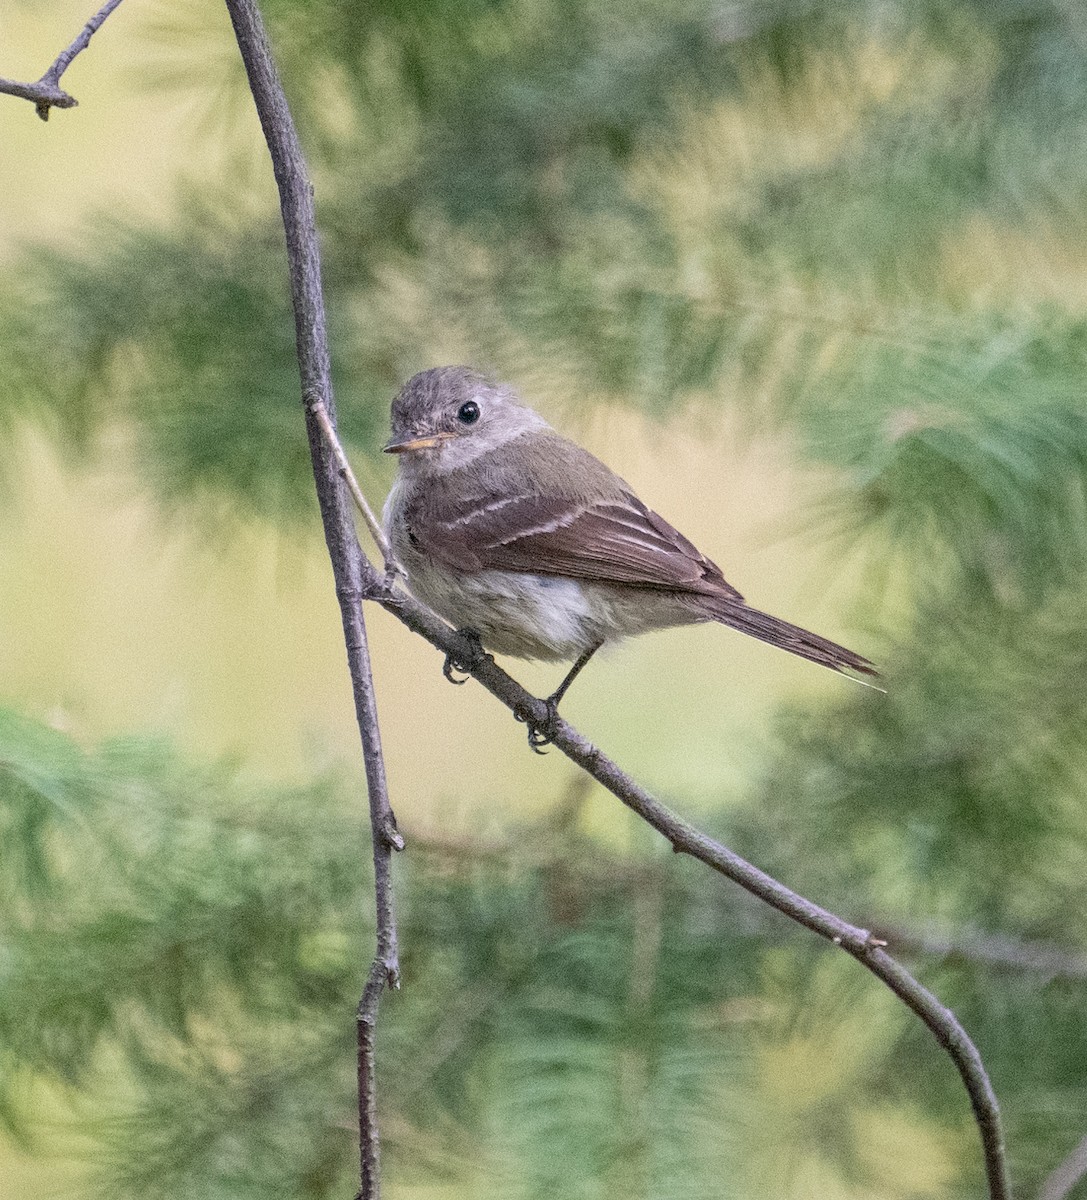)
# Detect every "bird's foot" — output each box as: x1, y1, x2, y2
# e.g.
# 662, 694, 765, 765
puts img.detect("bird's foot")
443, 629, 491, 685
515, 695, 561, 755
